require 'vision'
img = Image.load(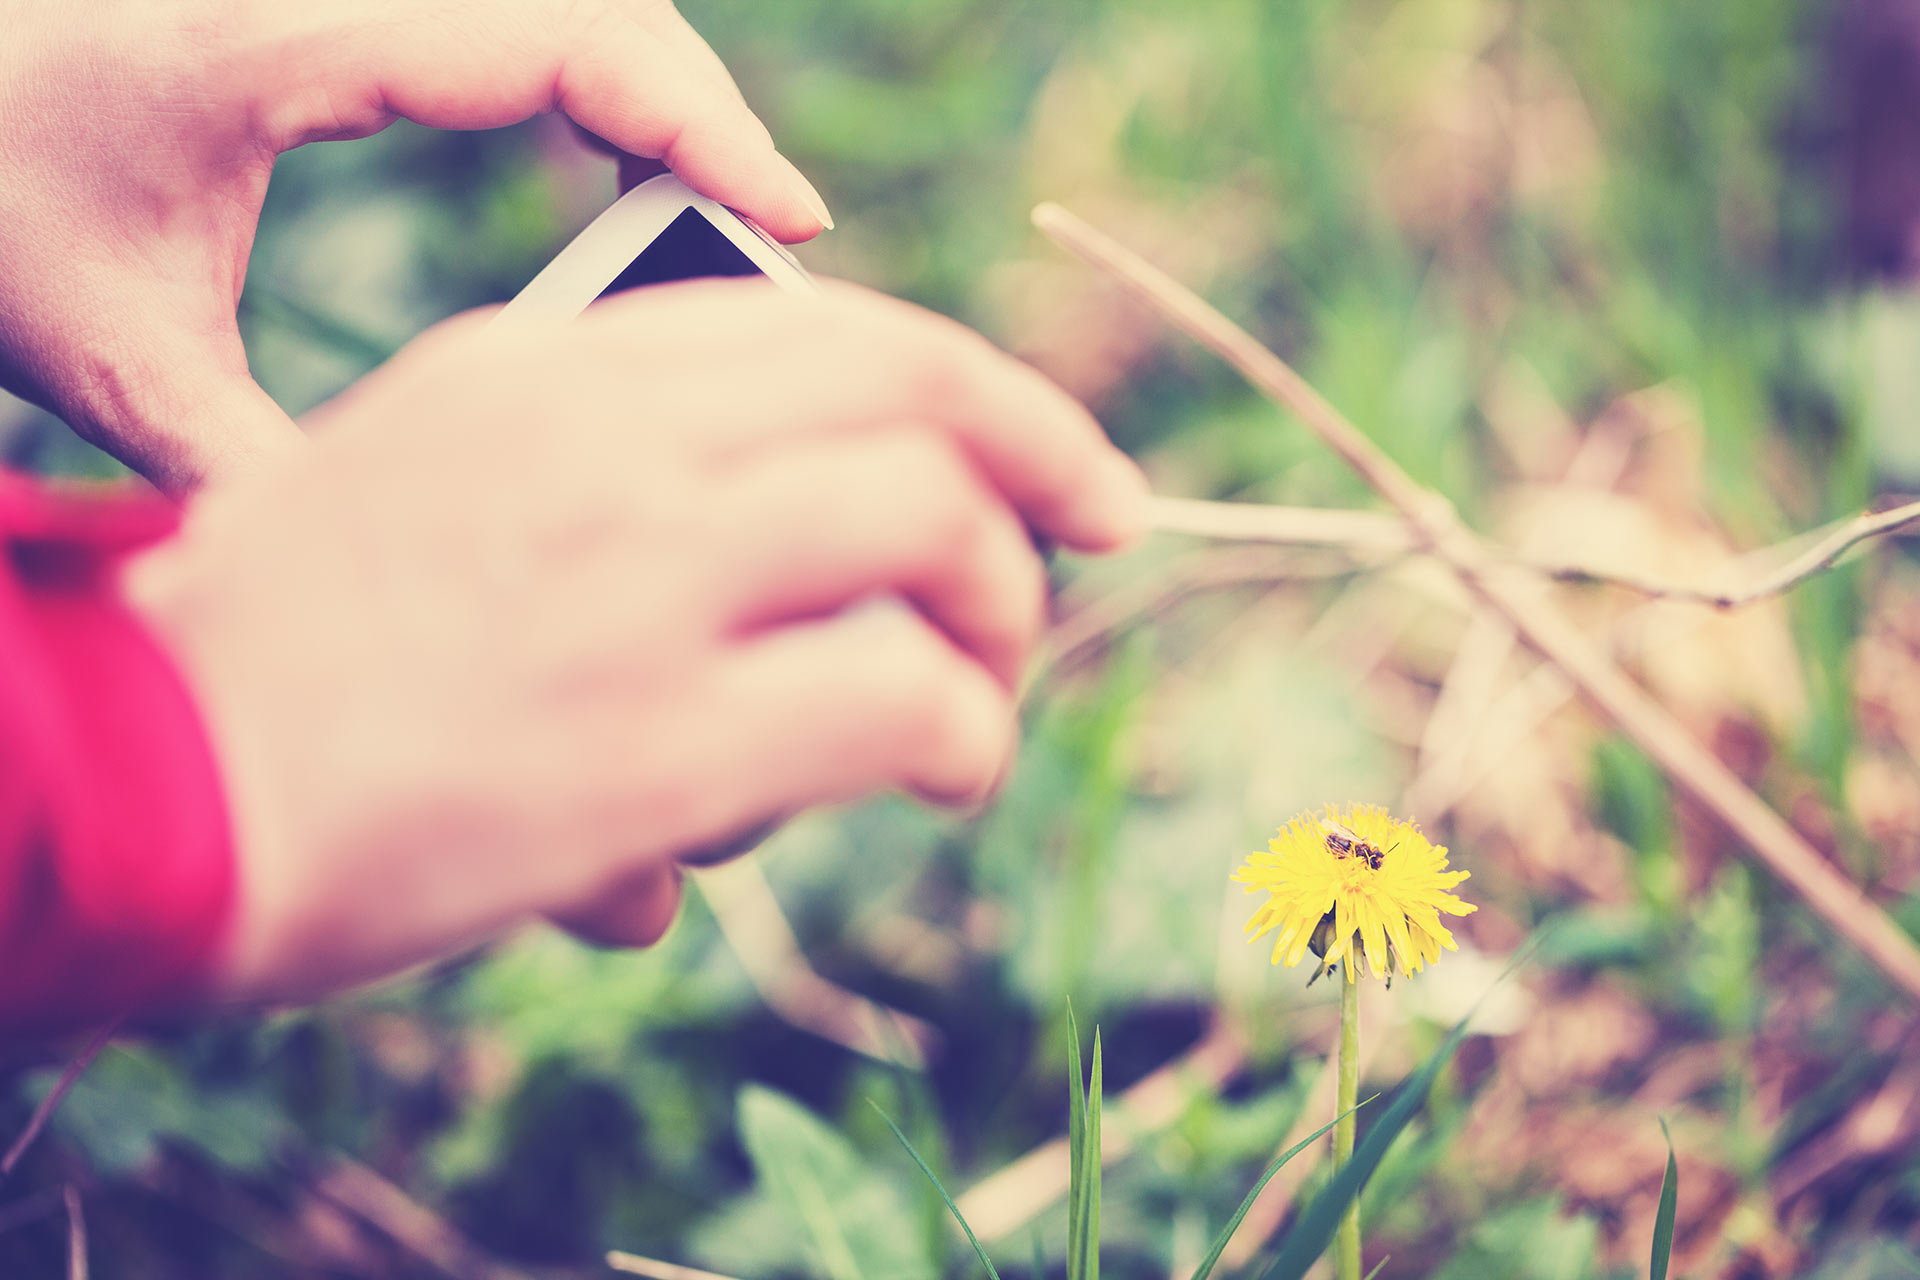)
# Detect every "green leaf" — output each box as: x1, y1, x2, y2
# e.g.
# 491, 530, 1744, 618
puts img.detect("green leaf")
1362, 1258, 1390, 1280
1032, 1230, 1047, 1279
869, 1101, 1001, 1280
1255, 1012, 1476, 1280
735, 1086, 936, 1280
43, 1047, 287, 1176
1650, 1119, 1678, 1280
1185, 1100, 1372, 1280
